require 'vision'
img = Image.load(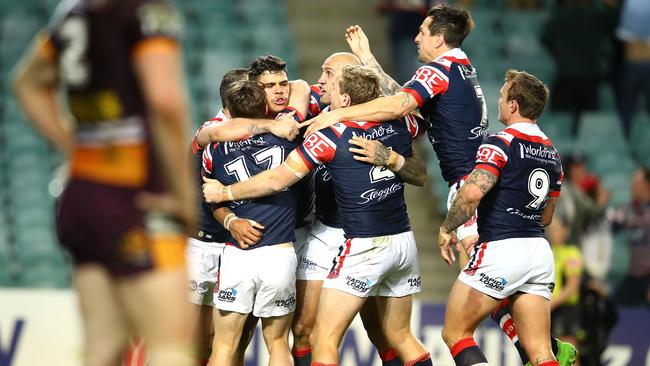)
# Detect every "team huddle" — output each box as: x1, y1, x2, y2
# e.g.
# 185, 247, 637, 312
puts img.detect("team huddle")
12, 0, 577, 365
